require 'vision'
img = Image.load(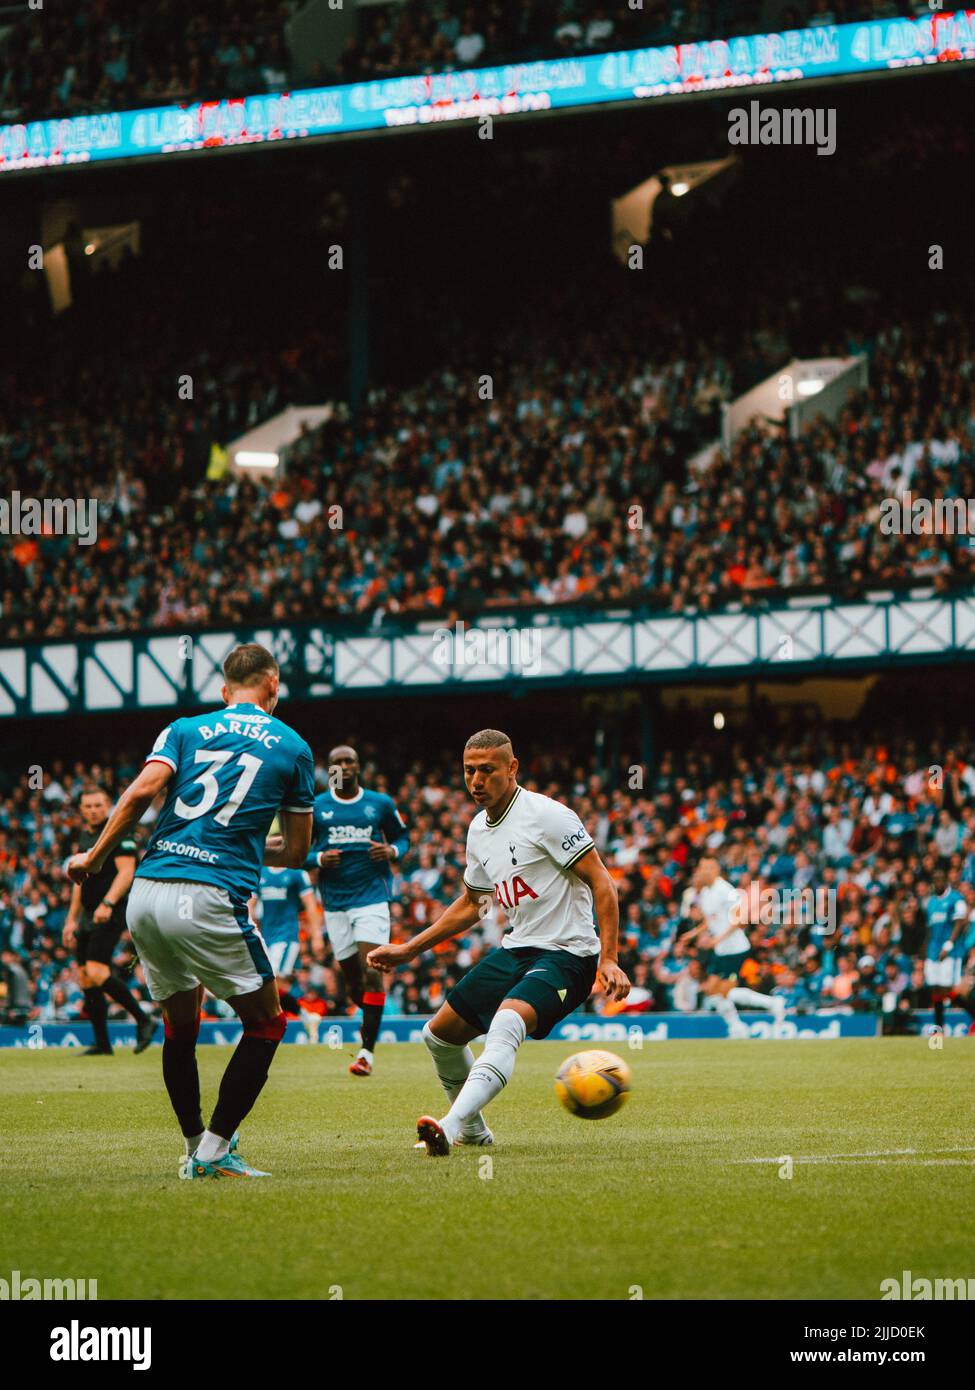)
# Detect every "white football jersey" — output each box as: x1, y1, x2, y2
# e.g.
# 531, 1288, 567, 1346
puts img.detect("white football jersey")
464, 787, 600, 957
697, 876, 749, 955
